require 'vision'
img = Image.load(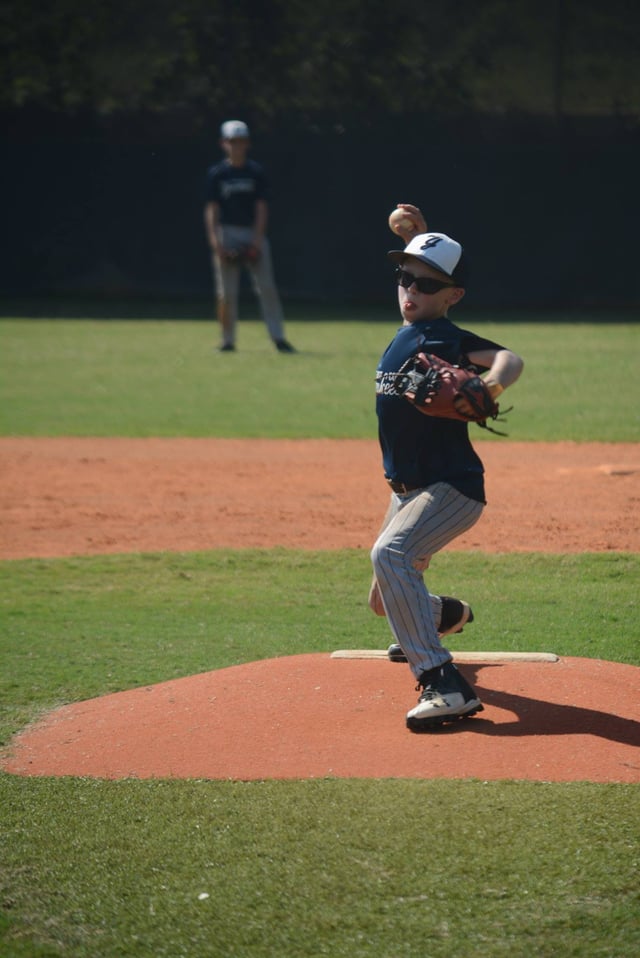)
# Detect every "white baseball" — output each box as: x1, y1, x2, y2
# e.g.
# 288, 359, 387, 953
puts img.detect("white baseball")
388, 209, 415, 236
